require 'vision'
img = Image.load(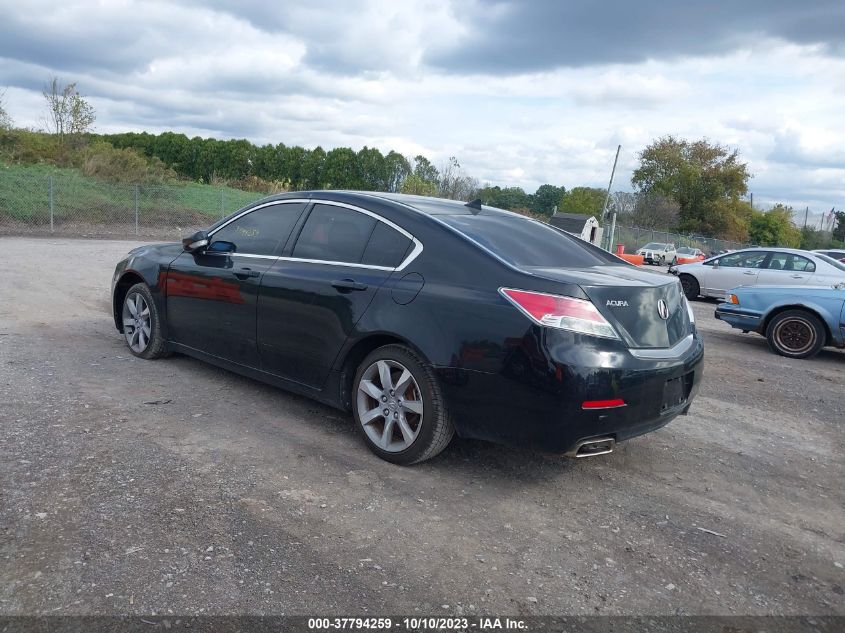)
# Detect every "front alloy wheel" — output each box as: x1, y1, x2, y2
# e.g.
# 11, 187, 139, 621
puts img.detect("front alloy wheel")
123, 292, 151, 354
353, 345, 454, 465
121, 283, 168, 359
